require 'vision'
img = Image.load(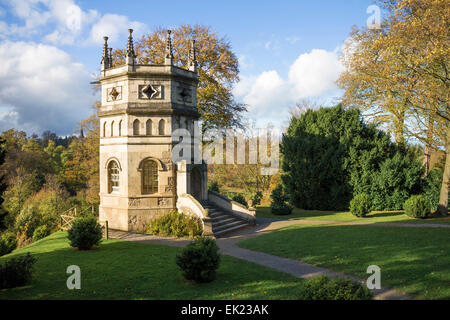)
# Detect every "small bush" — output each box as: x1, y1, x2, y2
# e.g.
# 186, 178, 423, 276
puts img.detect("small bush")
0, 232, 17, 256
208, 181, 220, 193
147, 211, 202, 239
32, 225, 51, 242
0, 253, 37, 289
175, 237, 221, 283
270, 185, 293, 215
232, 193, 248, 207
350, 193, 372, 217
250, 191, 263, 206
298, 276, 373, 300
404, 195, 431, 219
67, 216, 102, 250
